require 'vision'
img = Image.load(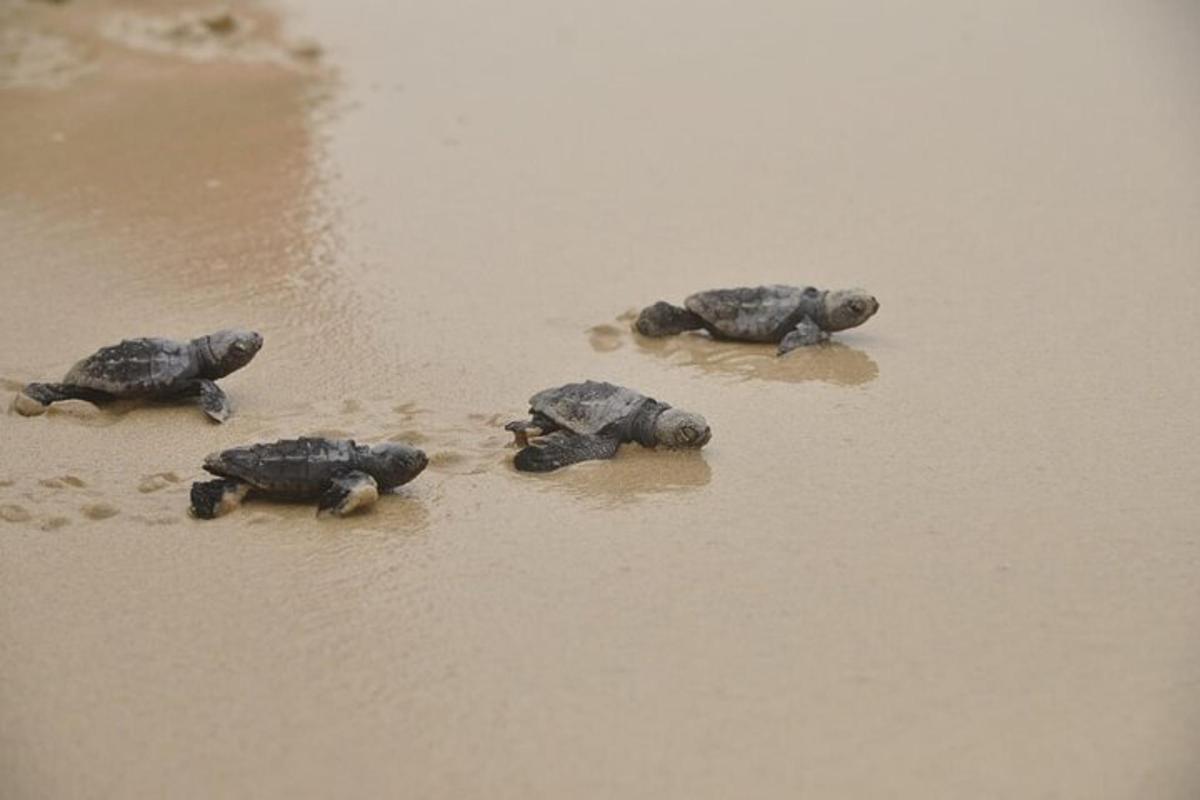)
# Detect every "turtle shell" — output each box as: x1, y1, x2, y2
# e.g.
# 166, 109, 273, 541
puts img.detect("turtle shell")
204, 437, 360, 497
684, 285, 813, 342
63, 337, 198, 396
528, 381, 649, 436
